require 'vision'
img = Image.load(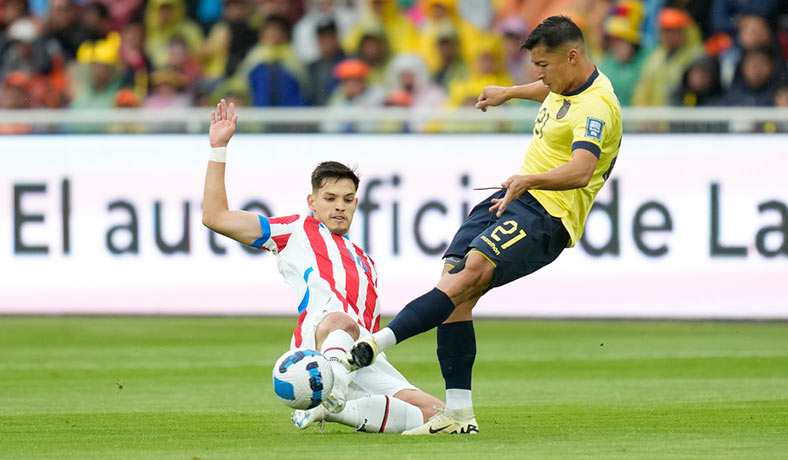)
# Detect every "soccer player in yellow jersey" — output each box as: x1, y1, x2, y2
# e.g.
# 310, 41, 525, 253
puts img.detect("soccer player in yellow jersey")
344, 16, 622, 435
